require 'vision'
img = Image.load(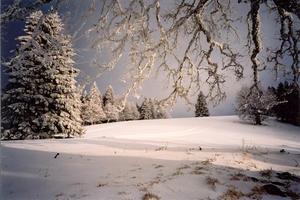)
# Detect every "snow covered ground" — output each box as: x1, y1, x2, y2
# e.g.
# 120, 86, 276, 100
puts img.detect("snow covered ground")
1, 116, 300, 199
